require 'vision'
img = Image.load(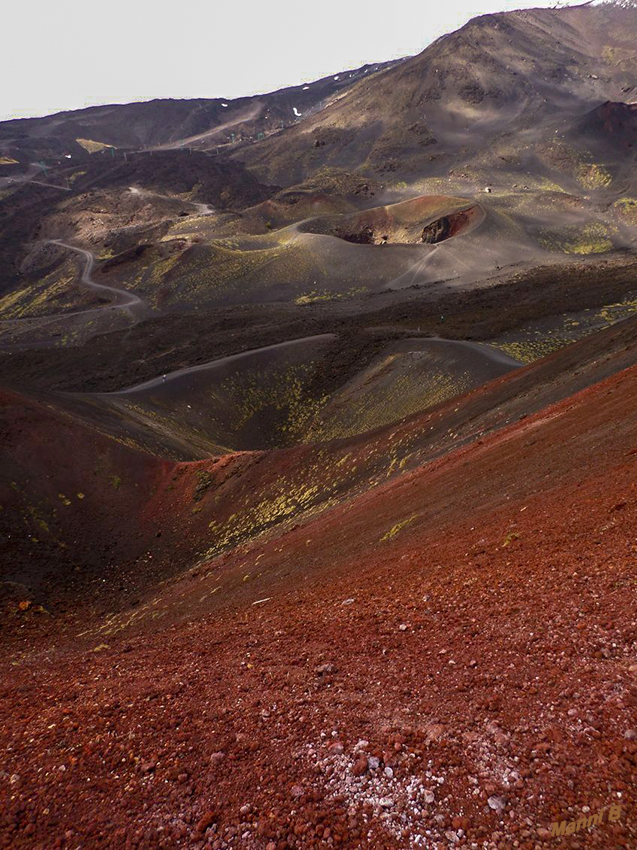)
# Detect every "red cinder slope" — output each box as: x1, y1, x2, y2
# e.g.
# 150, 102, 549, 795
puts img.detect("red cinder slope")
1, 358, 637, 847
0, 387, 172, 606
4, 314, 637, 622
